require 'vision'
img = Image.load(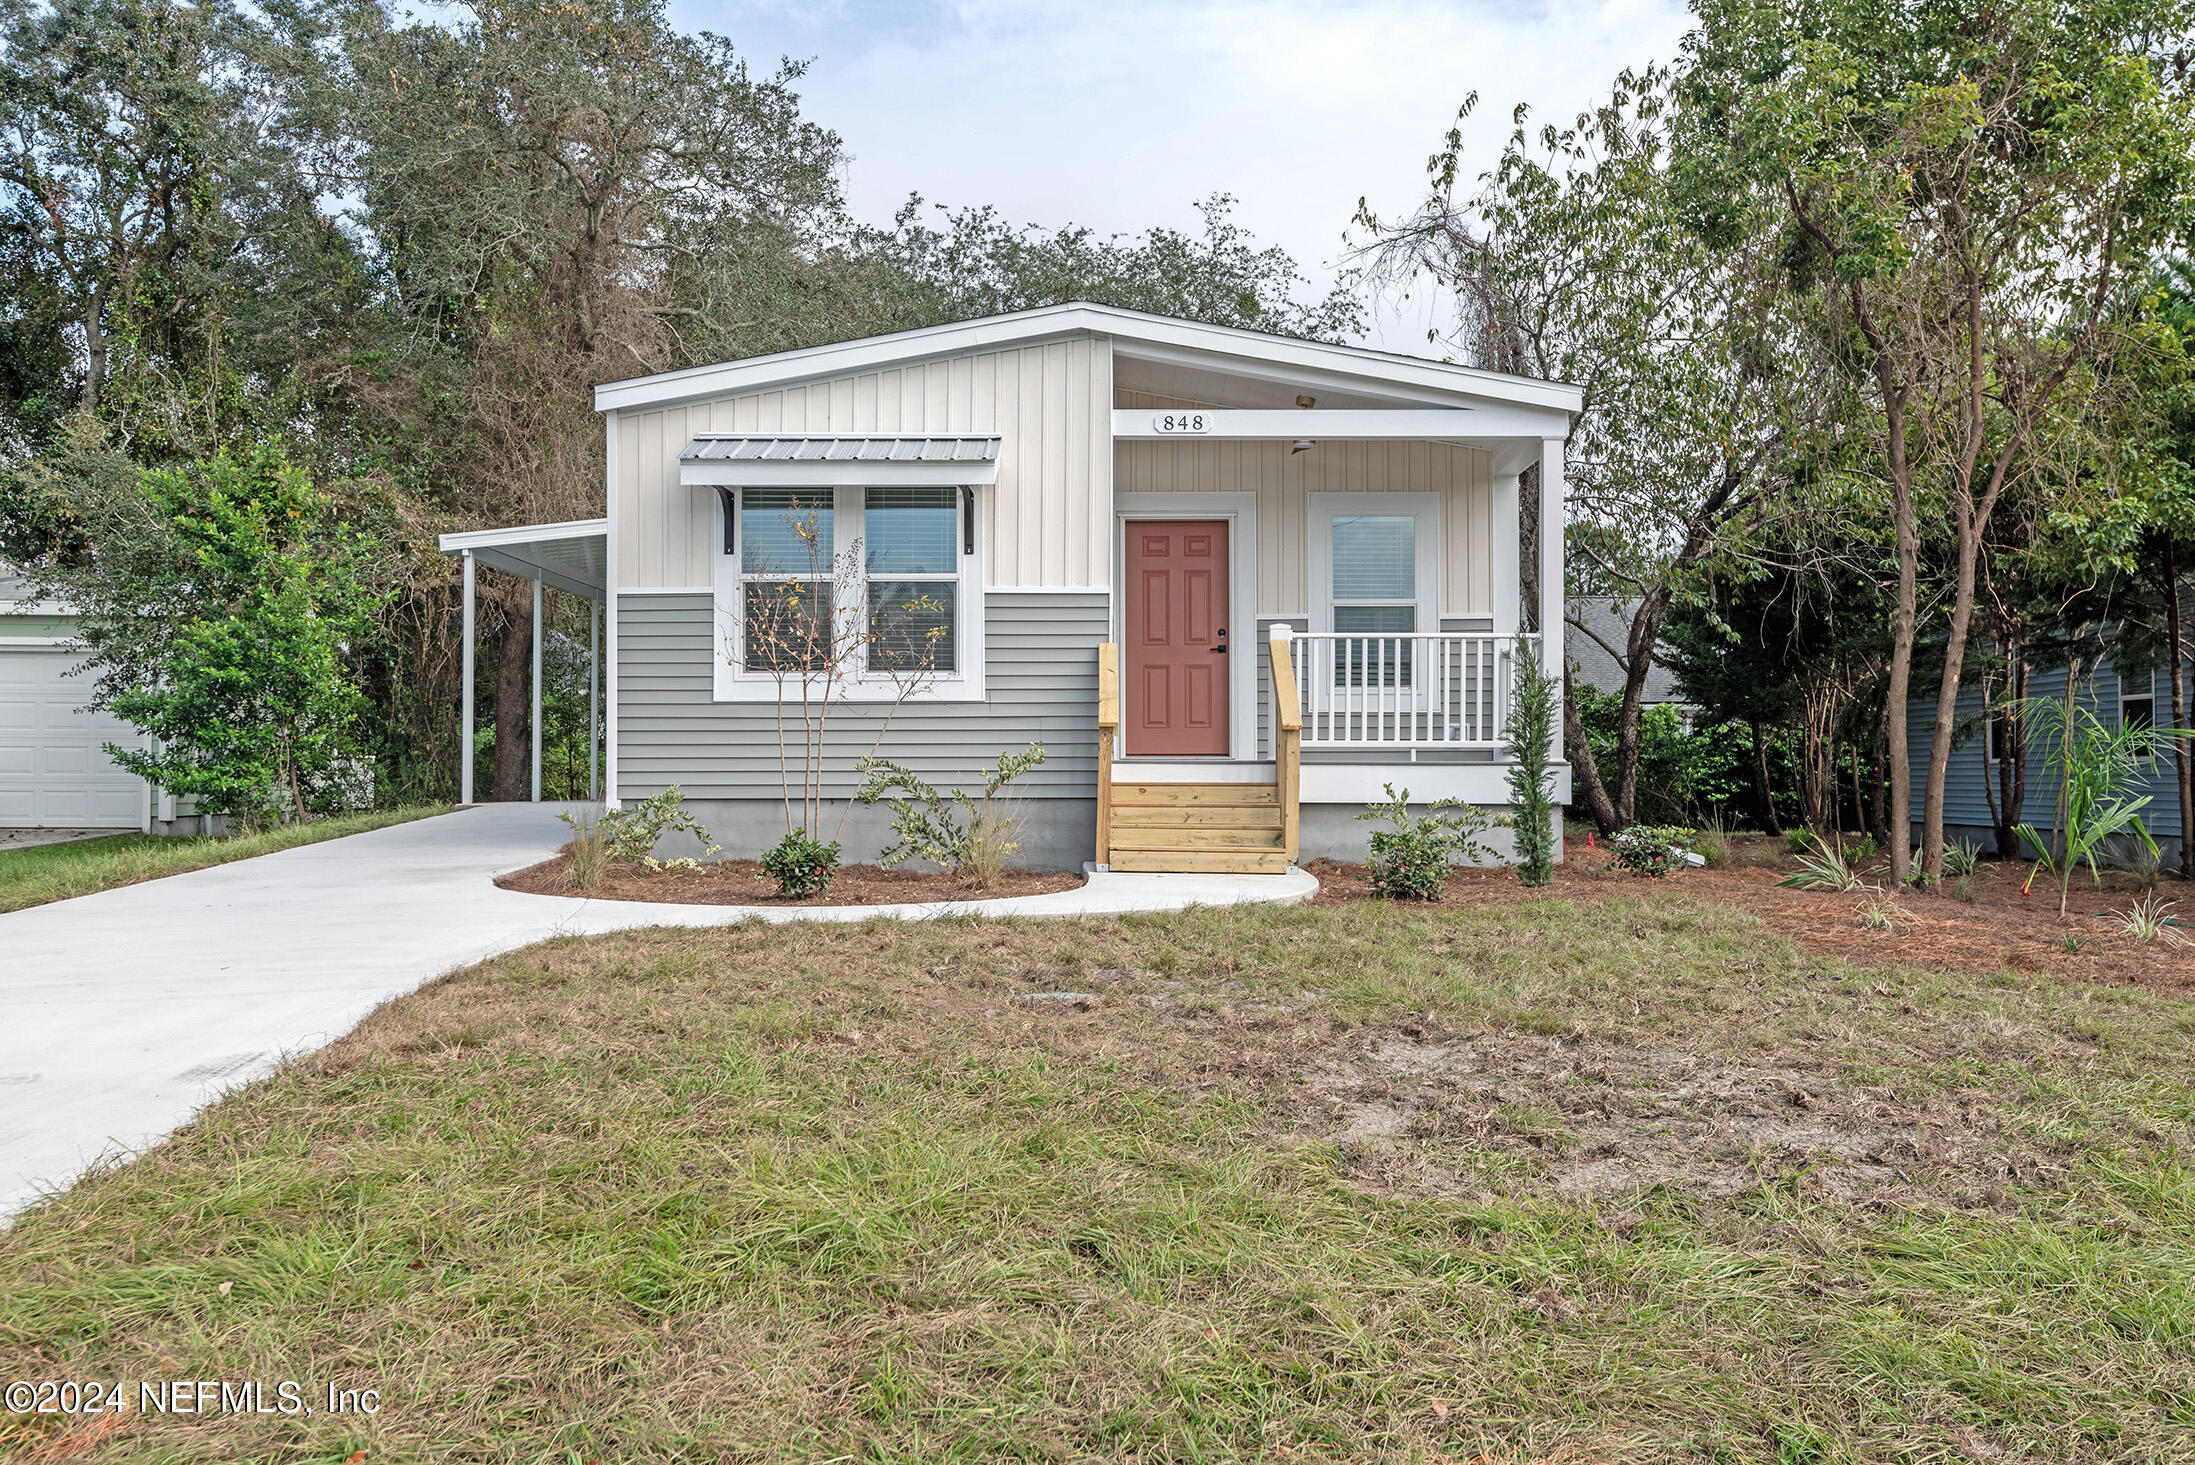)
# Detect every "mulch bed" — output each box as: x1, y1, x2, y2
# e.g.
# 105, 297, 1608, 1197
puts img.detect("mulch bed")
1307, 838, 2195, 999
499, 854, 1083, 907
